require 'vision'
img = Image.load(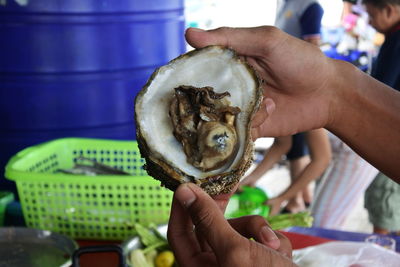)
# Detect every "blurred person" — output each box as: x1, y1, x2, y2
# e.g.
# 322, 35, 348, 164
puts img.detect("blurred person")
364, 0, 400, 88
241, 130, 331, 216
338, 0, 379, 55
276, 0, 324, 45
168, 25, 400, 267
342, 0, 360, 24
304, 0, 379, 230
310, 132, 378, 229
342, 0, 361, 36
246, 0, 328, 214
362, 0, 400, 235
